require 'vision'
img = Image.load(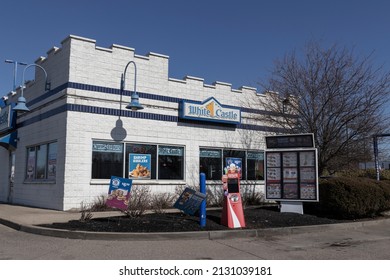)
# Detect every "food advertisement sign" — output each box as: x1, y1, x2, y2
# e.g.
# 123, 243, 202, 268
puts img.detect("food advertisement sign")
129, 154, 151, 179
174, 187, 206, 216
224, 157, 242, 178
106, 176, 133, 210
266, 153, 281, 167
265, 147, 318, 202
267, 184, 281, 199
